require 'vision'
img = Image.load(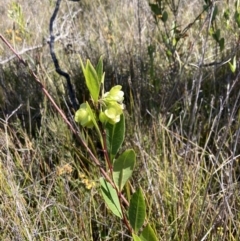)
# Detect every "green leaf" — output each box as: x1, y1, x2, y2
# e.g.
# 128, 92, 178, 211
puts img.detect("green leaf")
132, 234, 142, 241
96, 56, 104, 84
149, 3, 162, 16
223, 8, 230, 20
80, 59, 100, 102
212, 29, 220, 42
85, 102, 103, 145
128, 188, 146, 233
161, 10, 168, 23
100, 177, 123, 219
140, 224, 158, 241
234, 11, 240, 28
219, 38, 224, 51
212, 5, 218, 22
105, 114, 125, 161
113, 149, 136, 191
229, 56, 236, 73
